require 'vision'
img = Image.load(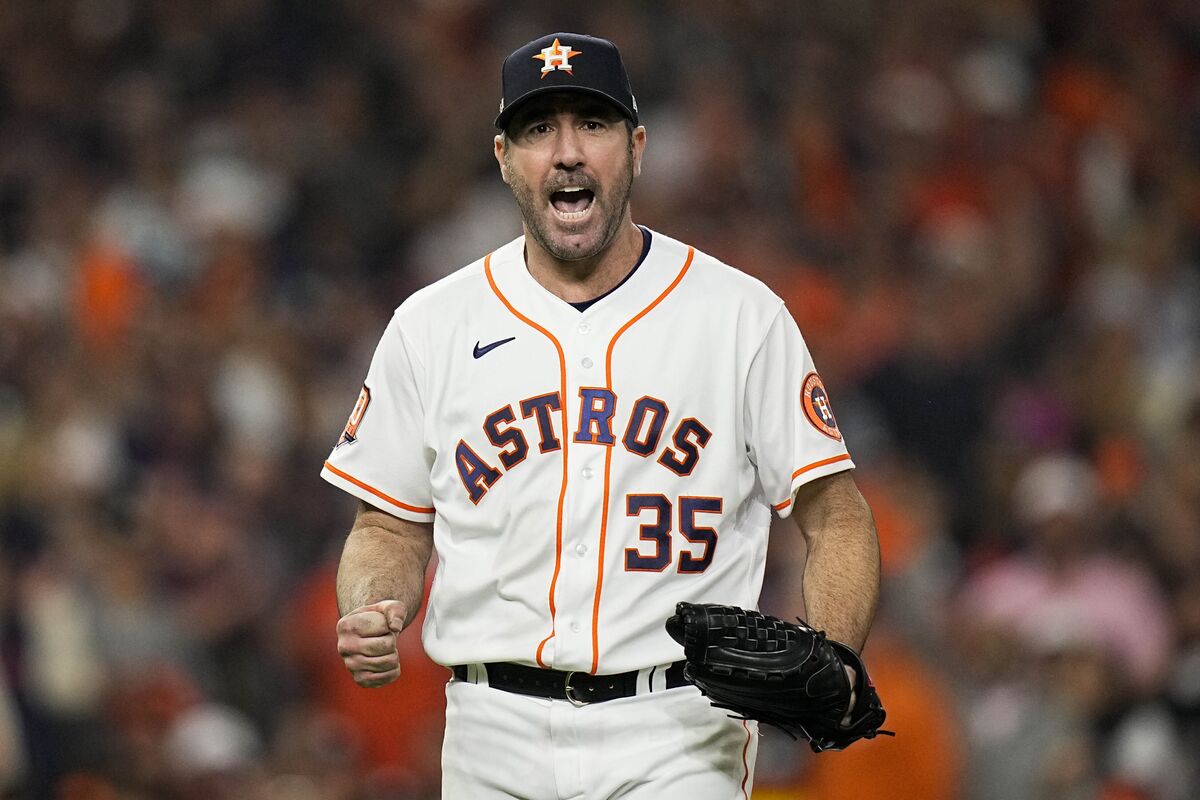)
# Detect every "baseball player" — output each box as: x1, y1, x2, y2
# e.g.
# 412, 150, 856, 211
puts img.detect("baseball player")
326, 32, 882, 799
